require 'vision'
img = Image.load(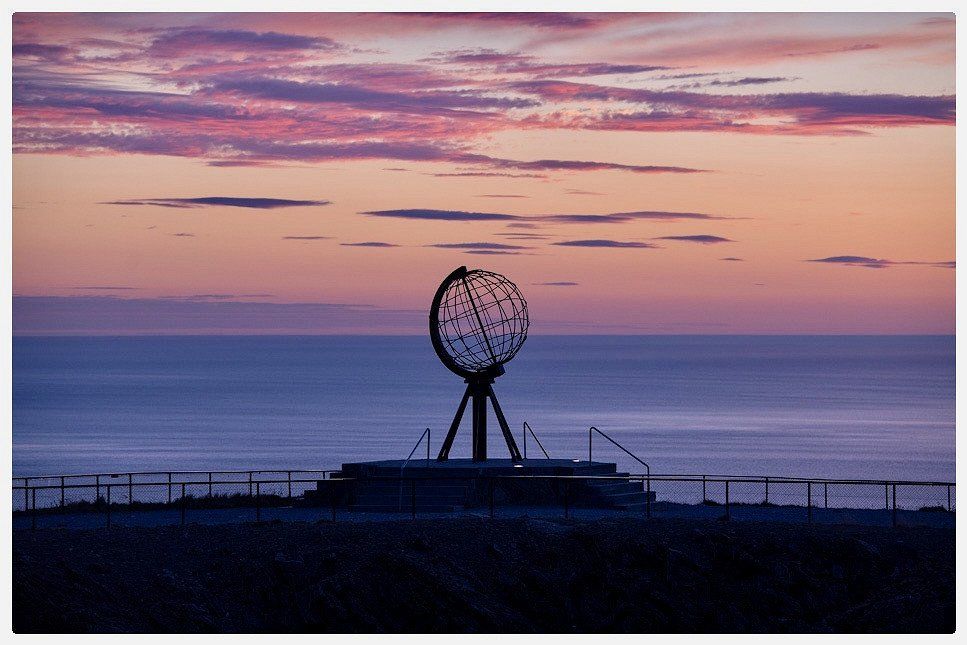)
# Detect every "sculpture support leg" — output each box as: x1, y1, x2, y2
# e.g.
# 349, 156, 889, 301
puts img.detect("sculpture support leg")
488, 385, 522, 461
437, 384, 471, 461
471, 381, 488, 461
